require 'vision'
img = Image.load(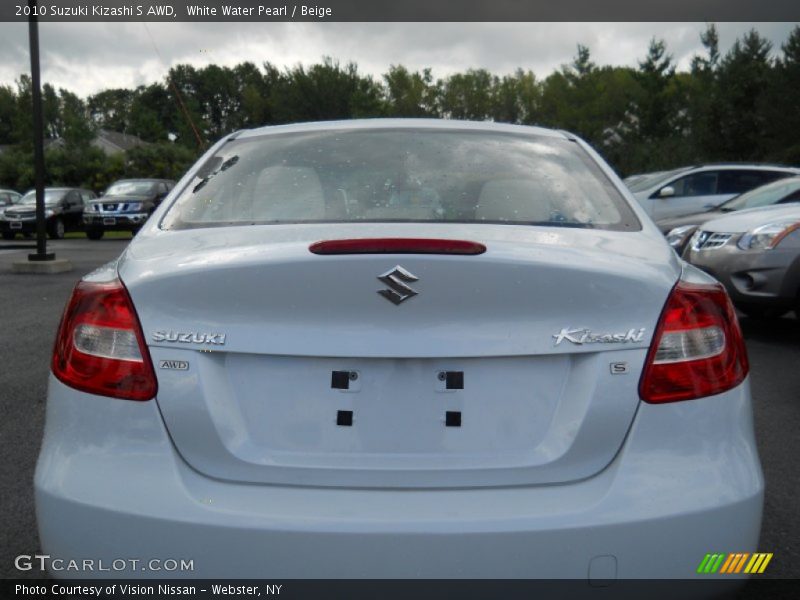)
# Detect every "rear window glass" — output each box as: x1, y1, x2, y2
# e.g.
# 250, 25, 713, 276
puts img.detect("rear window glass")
161, 129, 640, 231
721, 177, 800, 211
106, 181, 157, 196
20, 189, 67, 204
668, 172, 718, 197
626, 167, 691, 193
